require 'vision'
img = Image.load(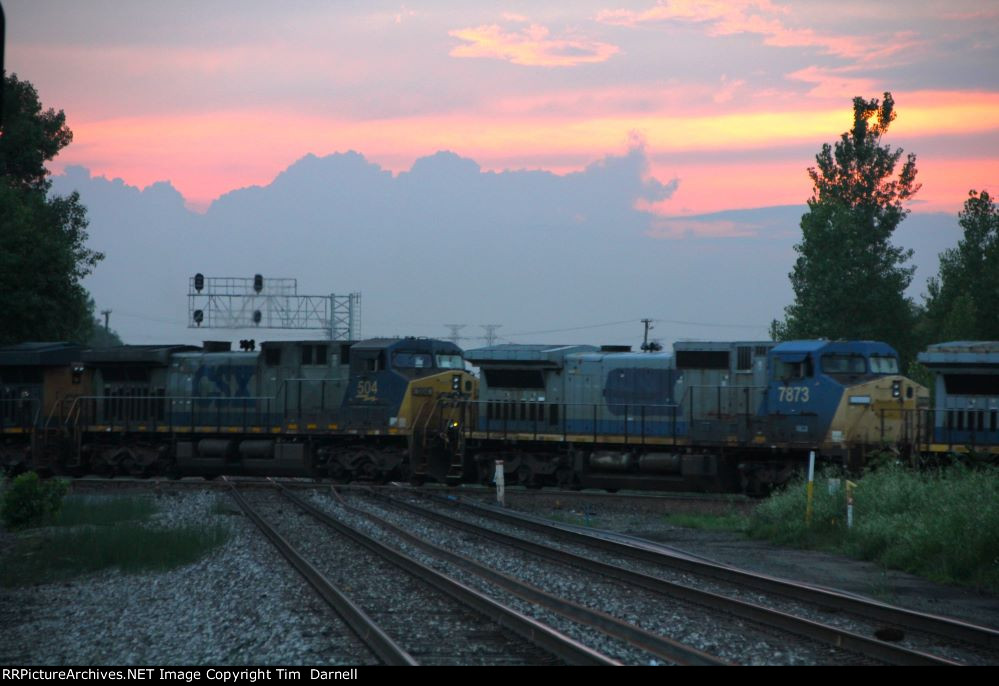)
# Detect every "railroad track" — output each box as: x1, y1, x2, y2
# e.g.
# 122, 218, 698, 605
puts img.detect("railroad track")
226, 479, 617, 665
357, 488, 999, 665
306, 485, 728, 665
